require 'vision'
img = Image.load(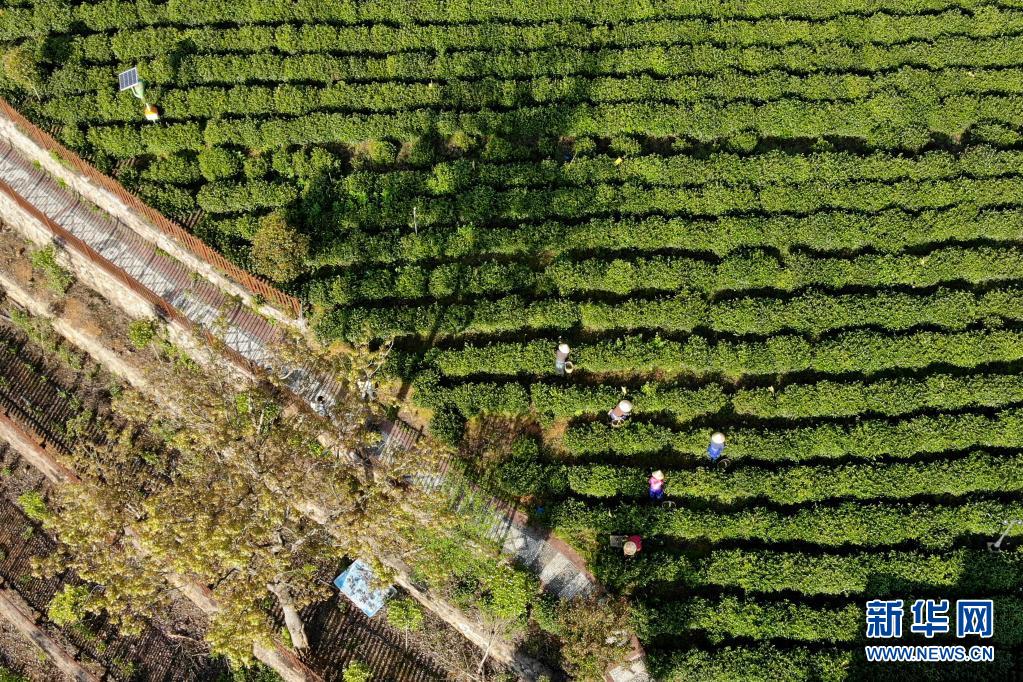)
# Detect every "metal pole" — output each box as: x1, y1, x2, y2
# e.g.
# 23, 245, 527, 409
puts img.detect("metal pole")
988, 519, 1023, 552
